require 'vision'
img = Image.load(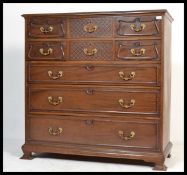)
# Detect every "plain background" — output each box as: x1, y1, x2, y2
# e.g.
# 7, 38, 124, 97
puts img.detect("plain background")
3, 3, 184, 172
